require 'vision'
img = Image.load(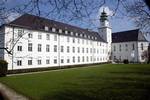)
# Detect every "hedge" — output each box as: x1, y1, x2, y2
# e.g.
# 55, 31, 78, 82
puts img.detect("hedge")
0, 60, 8, 77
